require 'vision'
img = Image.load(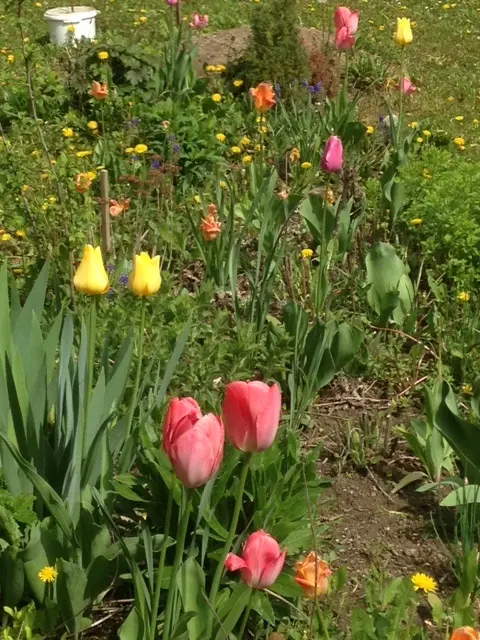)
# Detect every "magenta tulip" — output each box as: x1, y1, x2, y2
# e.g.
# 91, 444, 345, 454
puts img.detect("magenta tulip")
225, 530, 286, 588
321, 135, 343, 173
222, 381, 281, 452
335, 26, 355, 49
163, 397, 224, 488
189, 12, 208, 28
398, 77, 416, 96
166, 0, 177, 5
334, 6, 359, 34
